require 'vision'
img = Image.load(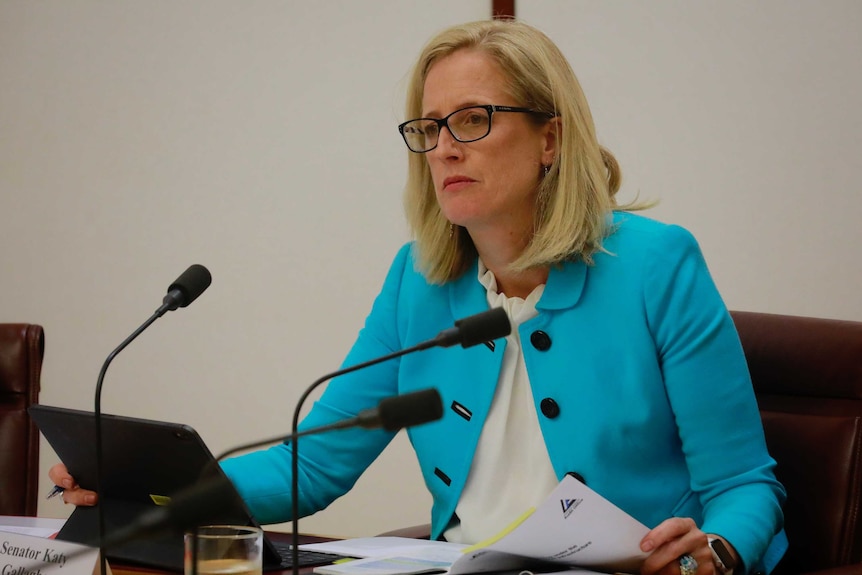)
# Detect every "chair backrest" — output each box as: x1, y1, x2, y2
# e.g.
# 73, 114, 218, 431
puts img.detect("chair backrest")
0, 323, 45, 516
731, 311, 862, 574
